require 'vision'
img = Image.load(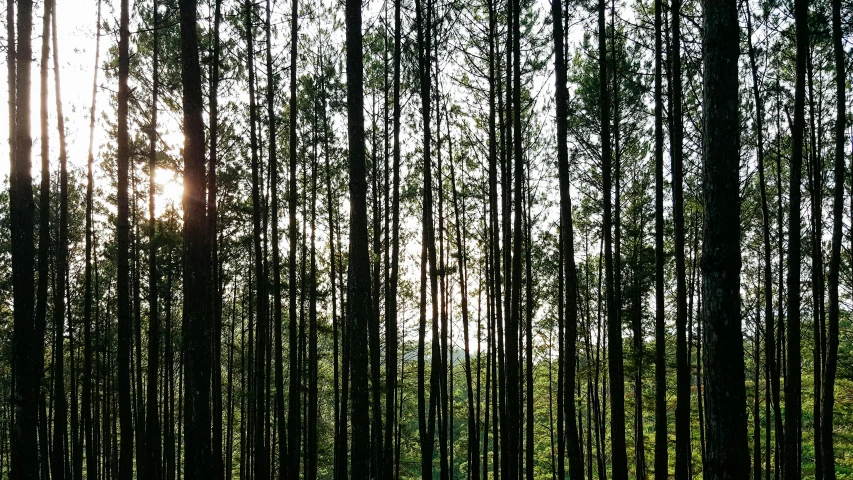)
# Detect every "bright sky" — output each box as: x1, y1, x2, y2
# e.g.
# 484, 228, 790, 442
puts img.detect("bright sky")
1, 0, 186, 212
